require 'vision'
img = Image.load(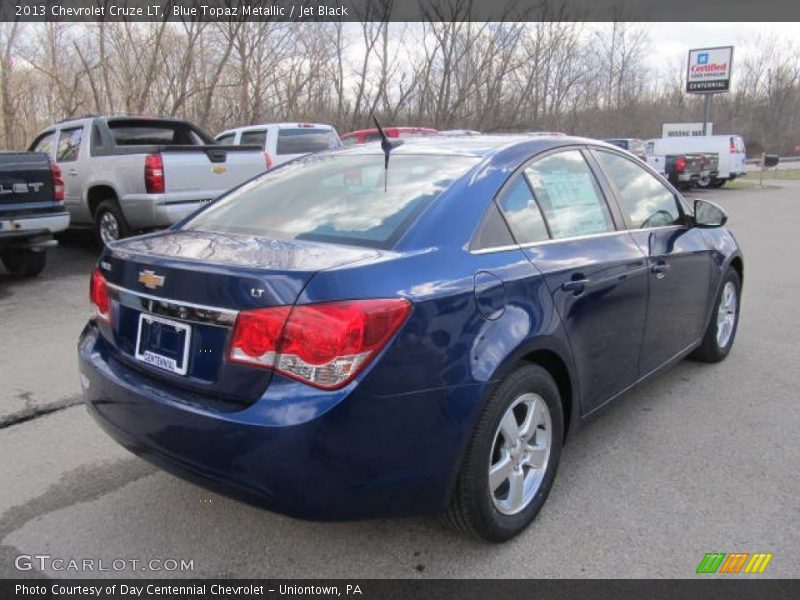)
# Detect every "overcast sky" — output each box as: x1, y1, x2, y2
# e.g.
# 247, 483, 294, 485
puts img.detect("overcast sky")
640, 22, 796, 74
